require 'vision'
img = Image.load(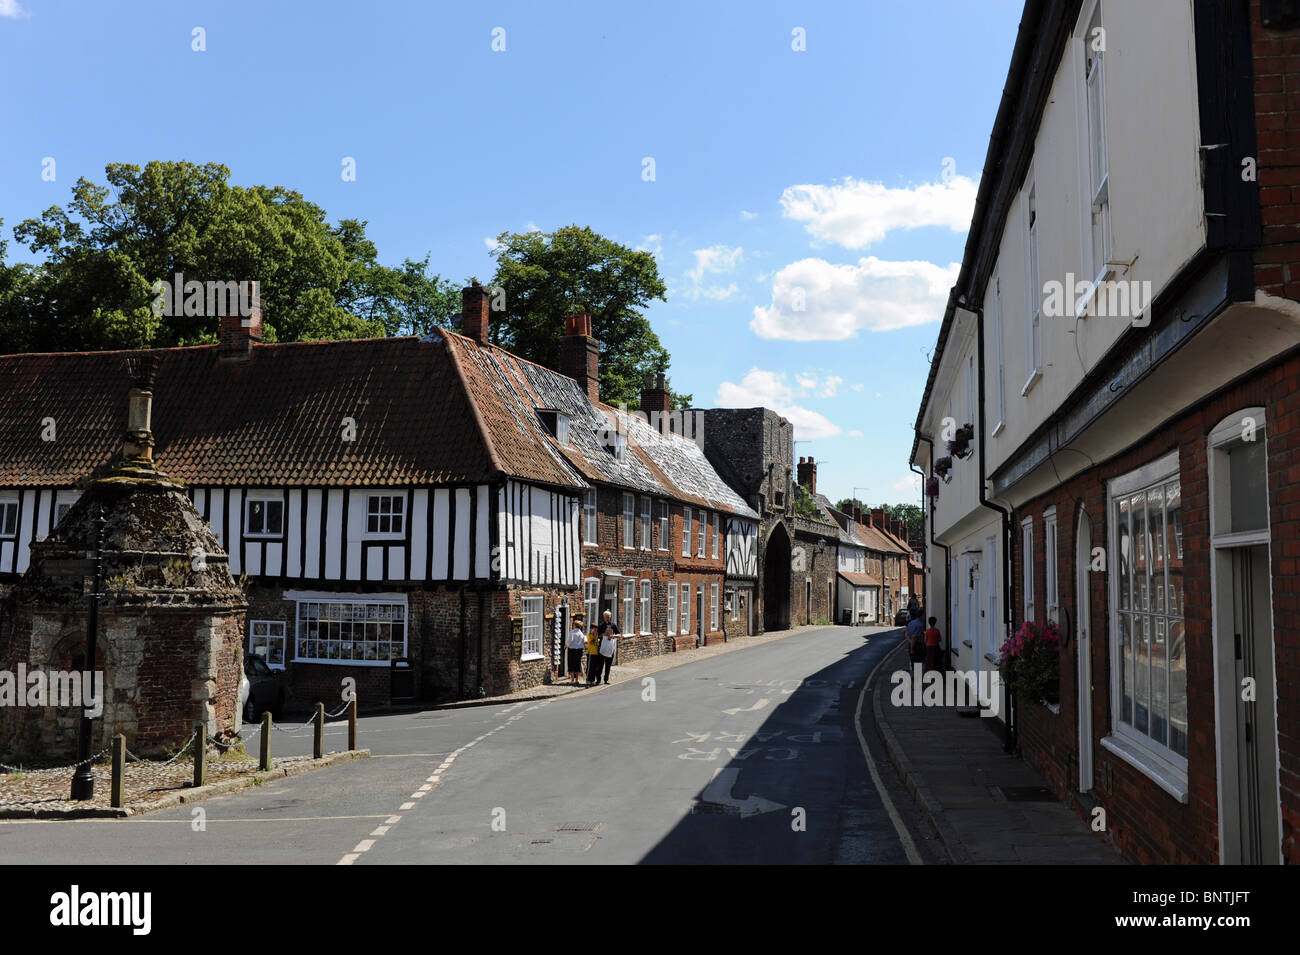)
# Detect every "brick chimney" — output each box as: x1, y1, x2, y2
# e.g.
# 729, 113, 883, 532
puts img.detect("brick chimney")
641, 372, 671, 416
852, 504, 863, 525
561, 313, 600, 402
218, 288, 262, 363
871, 508, 885, 528
461, 281, 490, 343
796, 456, 817, 494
